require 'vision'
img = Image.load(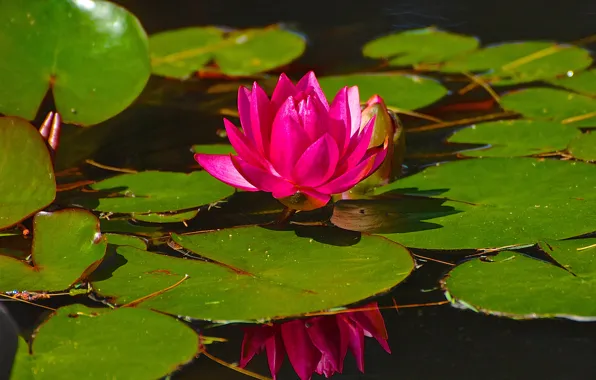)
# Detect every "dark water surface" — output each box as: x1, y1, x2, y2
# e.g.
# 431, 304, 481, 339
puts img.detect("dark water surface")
7, 0, 596, 379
